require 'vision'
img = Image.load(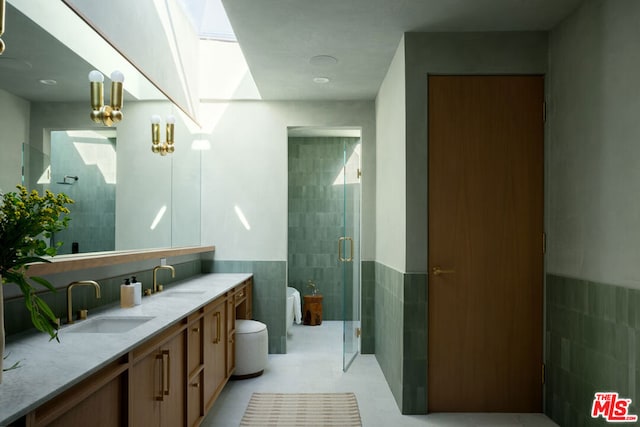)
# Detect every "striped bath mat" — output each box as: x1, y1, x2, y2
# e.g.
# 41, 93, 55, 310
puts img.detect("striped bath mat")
239, 392, 362, 426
